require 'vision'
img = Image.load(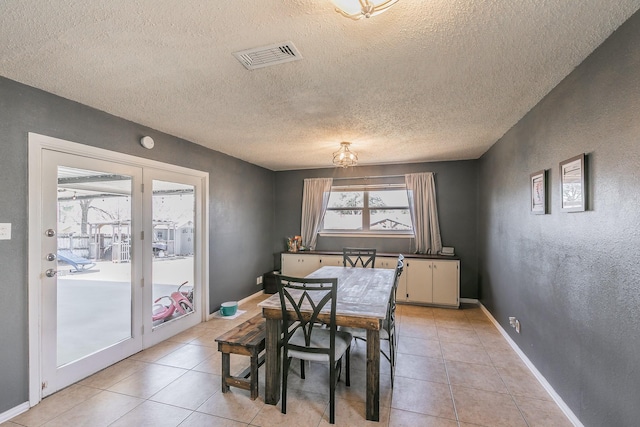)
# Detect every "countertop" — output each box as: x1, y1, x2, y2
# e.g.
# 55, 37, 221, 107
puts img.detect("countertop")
280, 250, 460, 261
